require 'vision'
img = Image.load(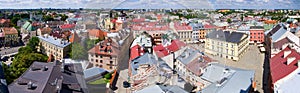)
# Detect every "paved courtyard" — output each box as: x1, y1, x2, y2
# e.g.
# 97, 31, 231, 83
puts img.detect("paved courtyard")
189, 44, 264, 93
